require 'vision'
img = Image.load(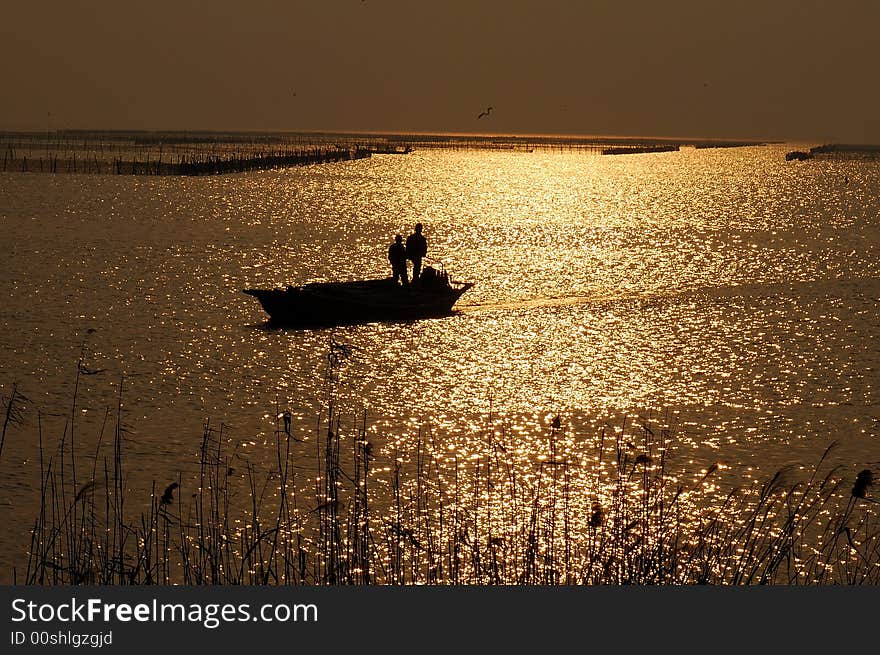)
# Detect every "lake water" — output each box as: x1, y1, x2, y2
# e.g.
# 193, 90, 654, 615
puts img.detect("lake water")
1, 143, 878, 578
